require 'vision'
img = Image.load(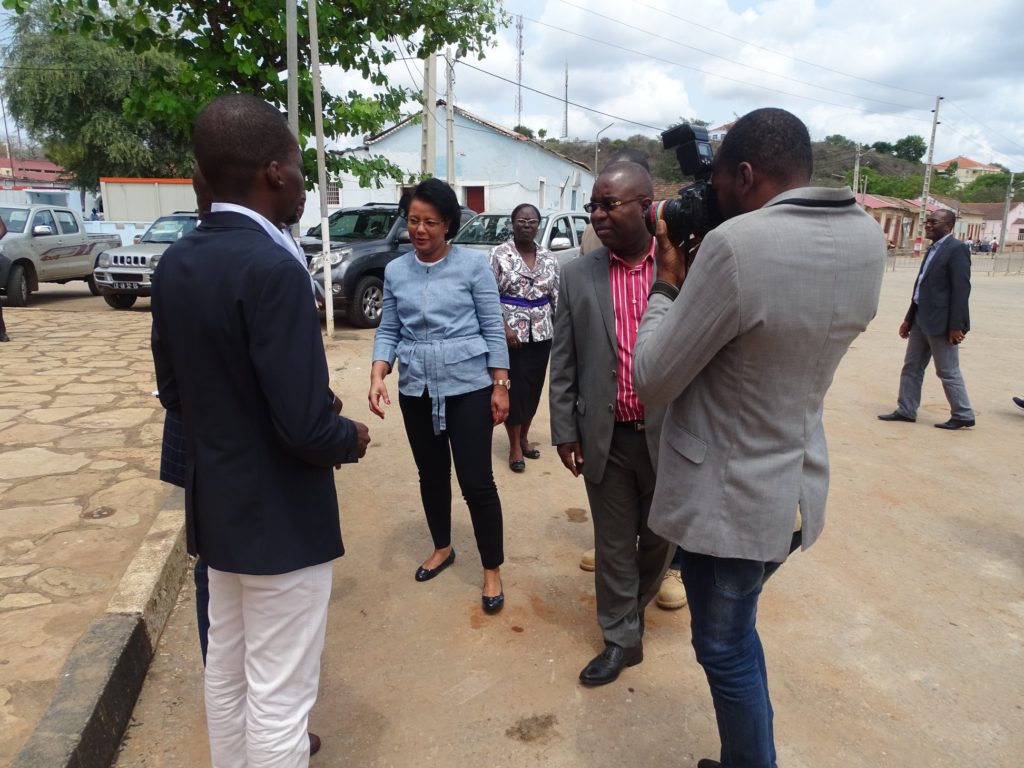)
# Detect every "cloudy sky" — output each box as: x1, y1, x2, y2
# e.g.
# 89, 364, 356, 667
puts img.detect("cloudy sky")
2, 1, 1021, 171
324, 0, 1024, 171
